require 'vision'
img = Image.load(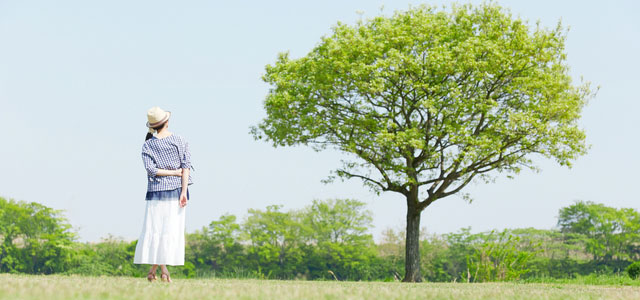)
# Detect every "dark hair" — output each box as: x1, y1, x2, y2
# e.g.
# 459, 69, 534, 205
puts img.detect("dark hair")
145, 122, 167, 141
